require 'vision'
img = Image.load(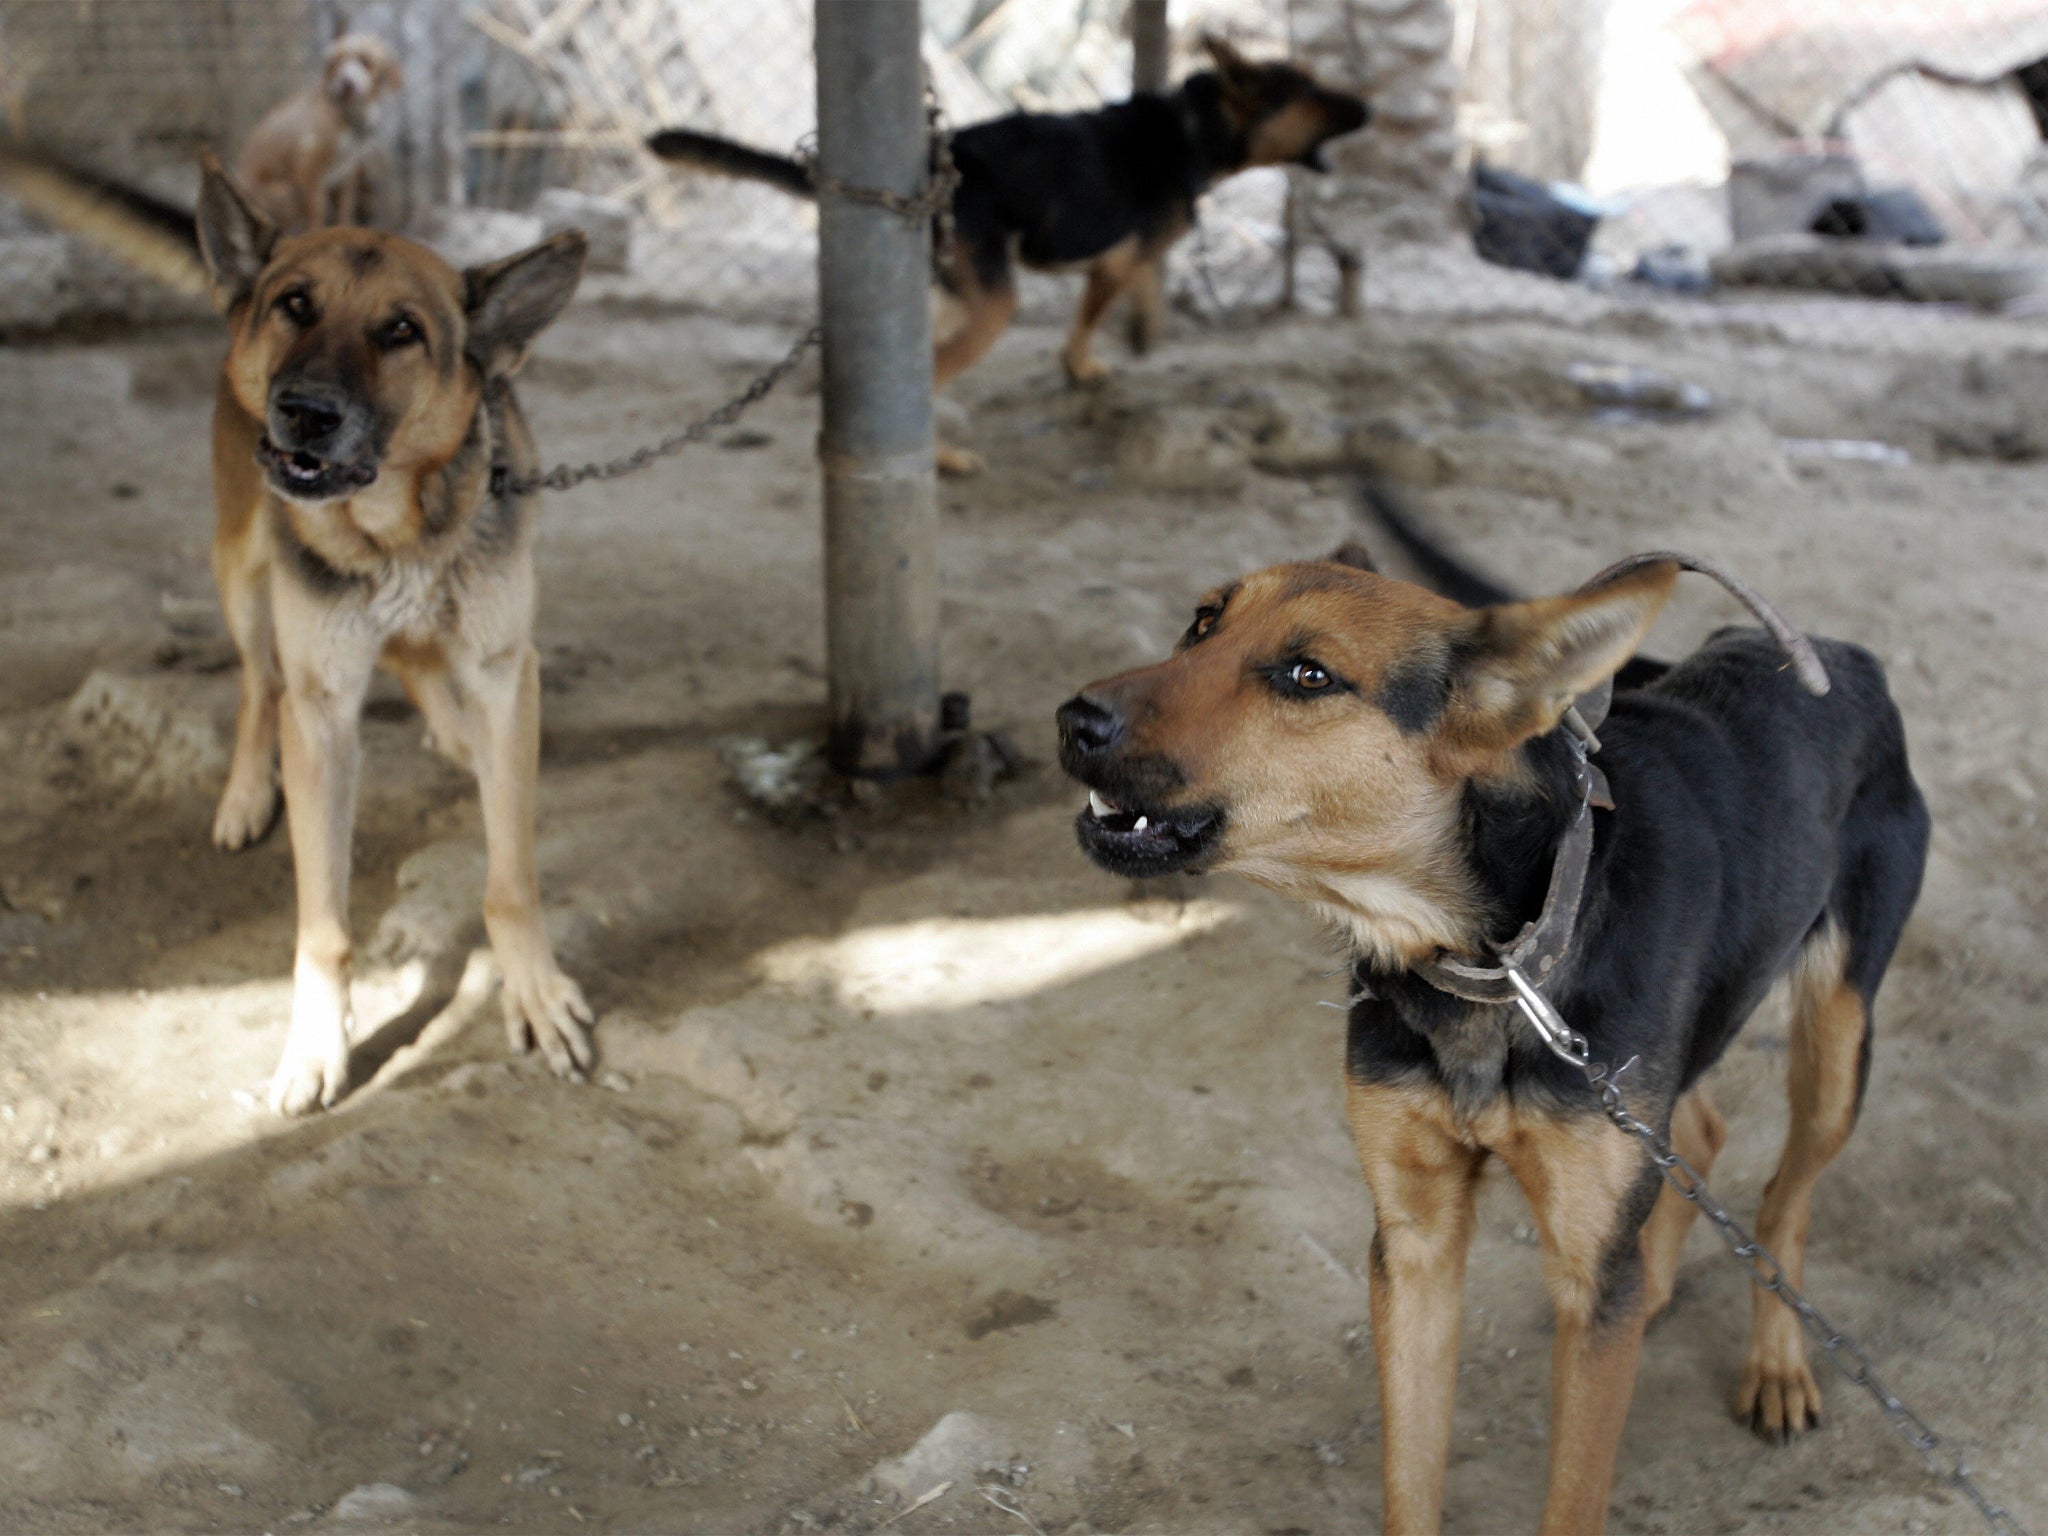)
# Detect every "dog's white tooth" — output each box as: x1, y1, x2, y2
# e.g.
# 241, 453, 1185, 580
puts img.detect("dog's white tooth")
1133, 815, 1149, 832
1089, 790, 1114, 819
